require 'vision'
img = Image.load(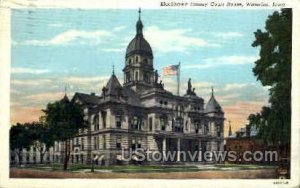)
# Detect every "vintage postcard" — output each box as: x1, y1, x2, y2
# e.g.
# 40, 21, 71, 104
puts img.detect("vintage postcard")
0, 0, 299, 187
